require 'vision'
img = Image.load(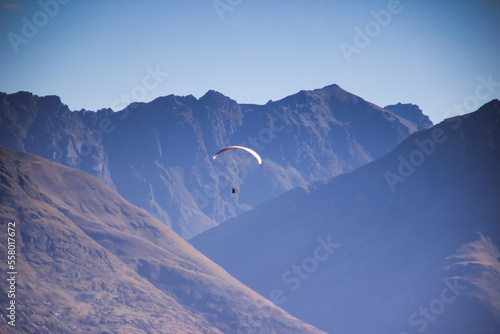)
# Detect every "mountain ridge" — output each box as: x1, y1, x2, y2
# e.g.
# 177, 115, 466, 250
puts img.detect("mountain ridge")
0, 85, 431, 238
384, 102, 433, 130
